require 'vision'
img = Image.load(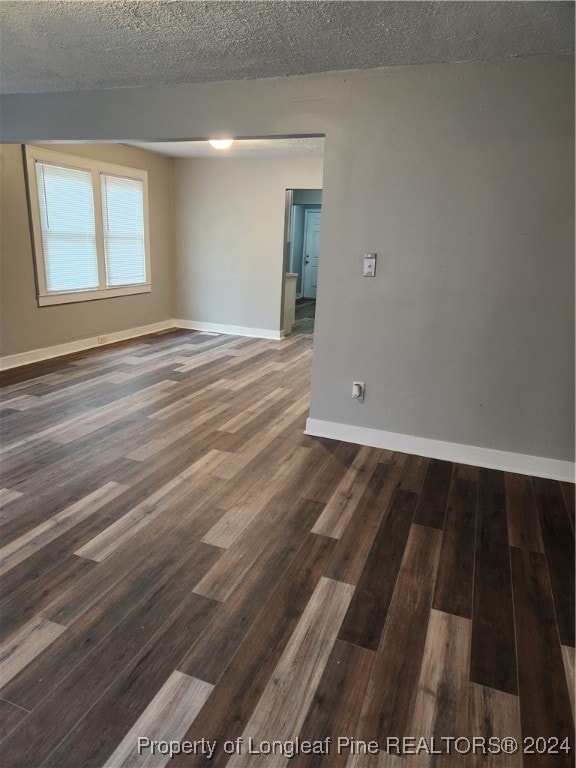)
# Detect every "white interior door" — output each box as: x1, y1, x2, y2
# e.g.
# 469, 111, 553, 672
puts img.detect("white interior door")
303, 210, 321, 299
